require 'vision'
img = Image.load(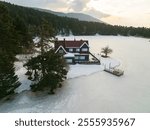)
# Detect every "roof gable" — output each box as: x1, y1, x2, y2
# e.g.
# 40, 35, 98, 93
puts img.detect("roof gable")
55, 45, 67, 53
80, 42, 89, 48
